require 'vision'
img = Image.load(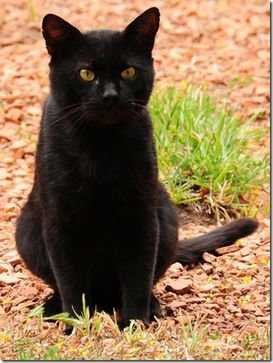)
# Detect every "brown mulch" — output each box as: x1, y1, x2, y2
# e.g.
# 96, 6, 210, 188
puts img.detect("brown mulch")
0, 0, 270, 358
